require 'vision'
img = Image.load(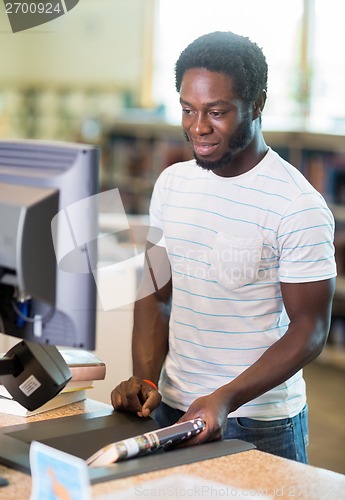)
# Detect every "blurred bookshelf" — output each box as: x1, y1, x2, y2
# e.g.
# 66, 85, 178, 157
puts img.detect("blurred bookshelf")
101, 123, 345, 368
100, 120, 192, 214
266, 131, 345, 370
